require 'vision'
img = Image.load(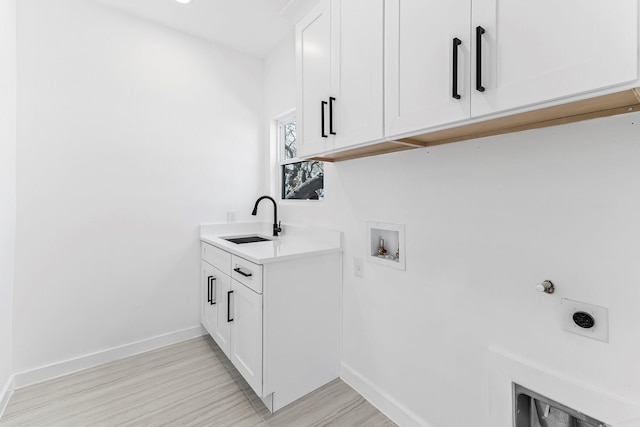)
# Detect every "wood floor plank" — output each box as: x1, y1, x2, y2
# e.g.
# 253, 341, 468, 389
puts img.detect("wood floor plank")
0, 336, 396, 426
263, 379, 395, 427
4, 338, 215, 418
